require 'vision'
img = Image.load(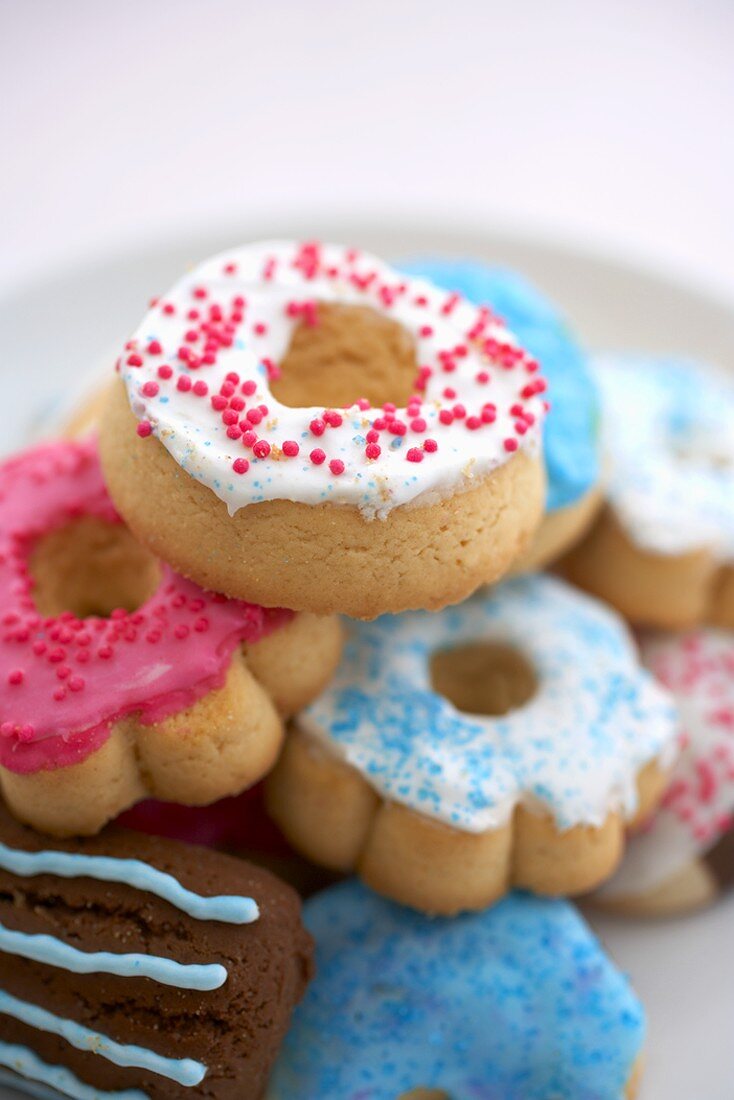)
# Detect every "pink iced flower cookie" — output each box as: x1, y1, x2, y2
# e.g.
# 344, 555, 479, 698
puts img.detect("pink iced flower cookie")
597, 628, 734, 915
0, 438, 342, 836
